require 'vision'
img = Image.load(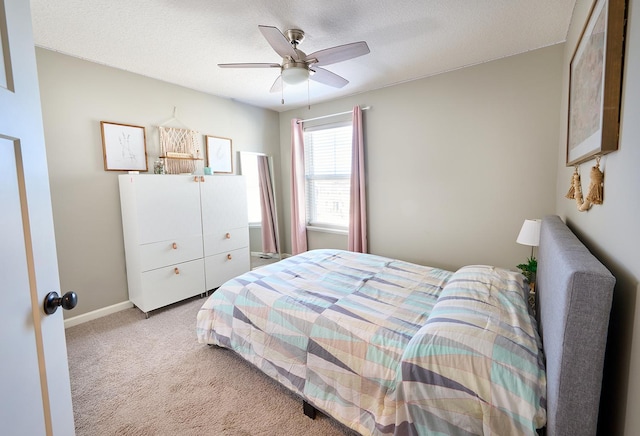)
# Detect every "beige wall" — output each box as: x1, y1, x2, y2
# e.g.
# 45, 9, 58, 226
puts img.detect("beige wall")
279, 44, 564, 272
556, 0, 640, 434
35, 48, 280, 318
